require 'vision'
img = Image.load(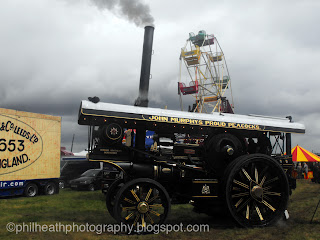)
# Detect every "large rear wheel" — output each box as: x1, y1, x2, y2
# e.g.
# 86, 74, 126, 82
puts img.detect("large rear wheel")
224, 154, 289, 227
